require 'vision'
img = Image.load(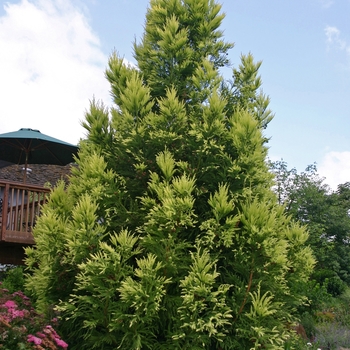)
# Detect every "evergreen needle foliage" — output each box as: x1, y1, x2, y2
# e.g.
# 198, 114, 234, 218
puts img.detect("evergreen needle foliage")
25, 0, 315, 349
